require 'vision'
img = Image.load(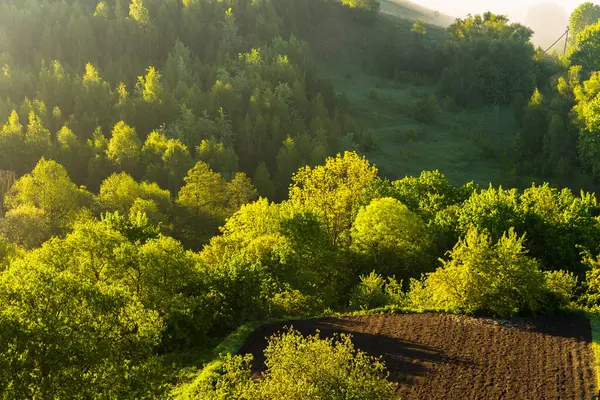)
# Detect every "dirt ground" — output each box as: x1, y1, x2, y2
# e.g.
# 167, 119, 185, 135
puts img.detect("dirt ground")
239, 313, 597, 399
